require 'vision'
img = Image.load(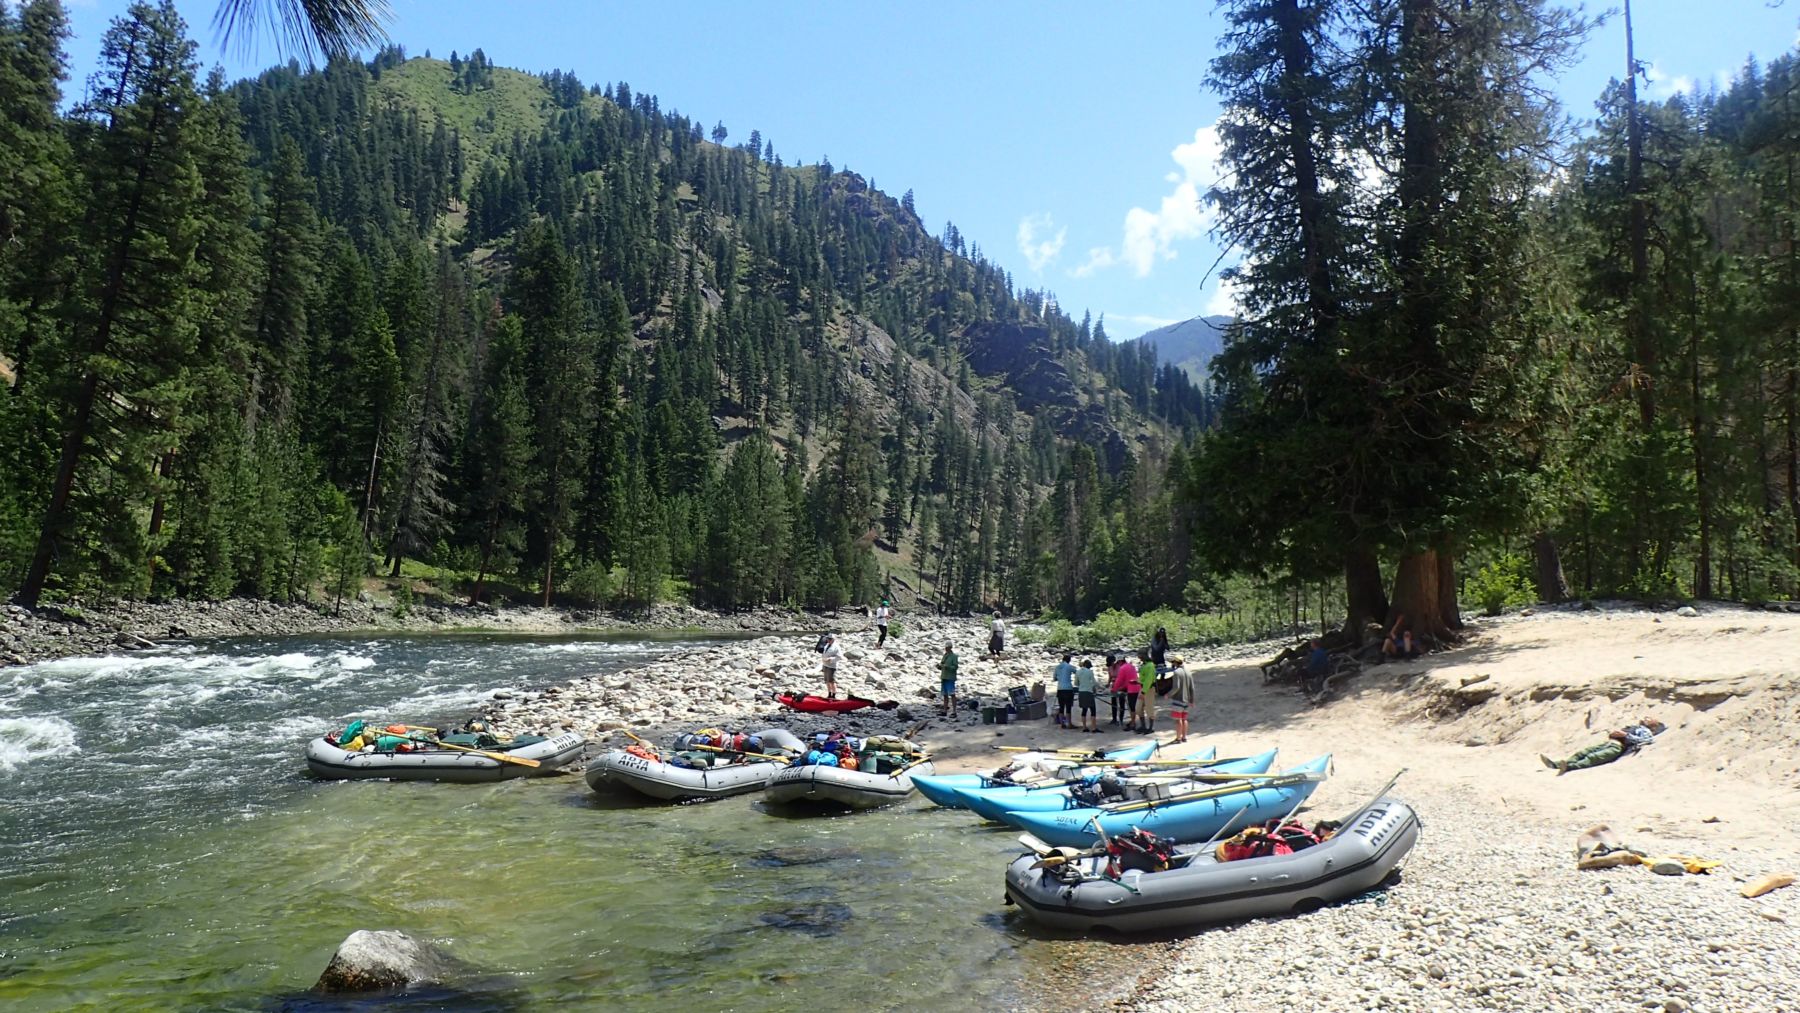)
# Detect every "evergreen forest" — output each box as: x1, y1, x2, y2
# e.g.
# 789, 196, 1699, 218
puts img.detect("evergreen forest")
3, 0, 1799, 639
